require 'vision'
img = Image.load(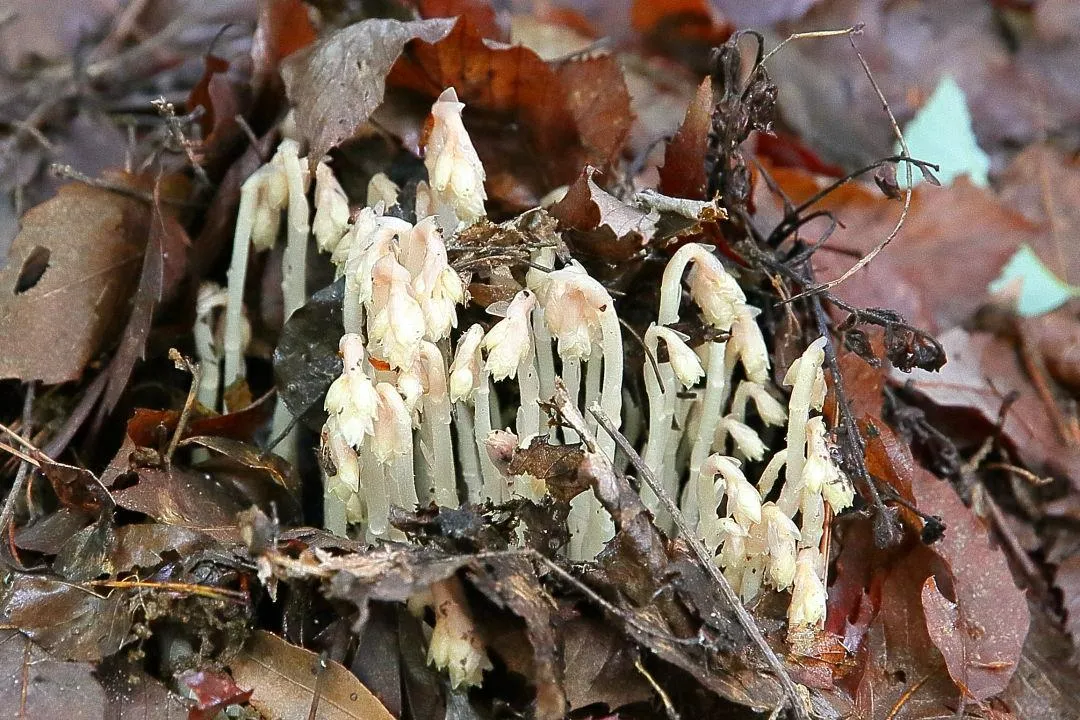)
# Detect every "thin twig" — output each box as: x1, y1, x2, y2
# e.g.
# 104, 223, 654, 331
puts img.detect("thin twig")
165, 349, 200, 468
0, 384, 35, 570
635, 656, 681, 720
49, 163, 199, 207
586, 403, 809, 720
760, 25, 864, 66
785, 35, 919, 302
